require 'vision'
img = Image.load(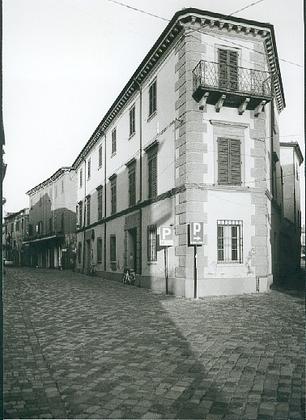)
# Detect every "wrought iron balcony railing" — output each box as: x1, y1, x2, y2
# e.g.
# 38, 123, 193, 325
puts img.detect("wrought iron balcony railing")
193, 60, 272, 109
